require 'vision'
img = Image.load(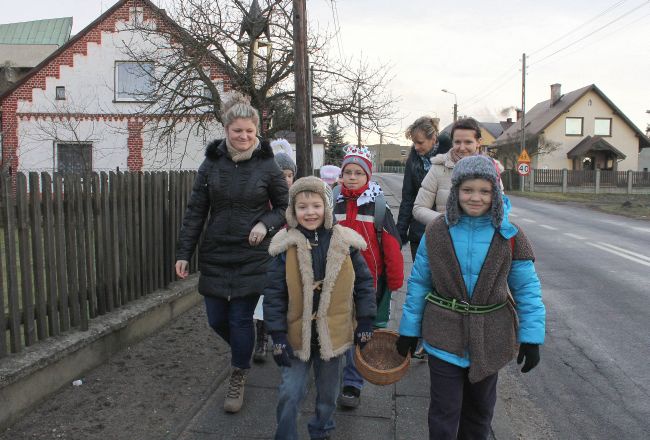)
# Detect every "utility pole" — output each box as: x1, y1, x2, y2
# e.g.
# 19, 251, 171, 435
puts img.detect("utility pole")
293, 0, 312, 176
520, 52, 526, 191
